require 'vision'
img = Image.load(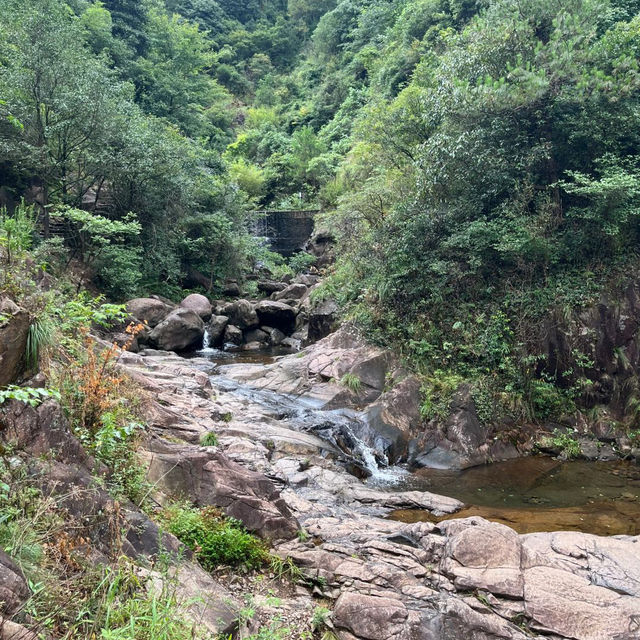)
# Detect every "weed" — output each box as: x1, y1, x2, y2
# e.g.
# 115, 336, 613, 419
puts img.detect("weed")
26, 314, 55, 368
297, 528, 310, 542
159, 503, 268, 571
268, 554, 303, 582
245, 618, 291, 640
200, 431, 219, 447
538, 429, 582, 459
419, 371, 464, 421
340, 372, 362, 393
84, 411, 149, 505
311, 606, 332, 632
